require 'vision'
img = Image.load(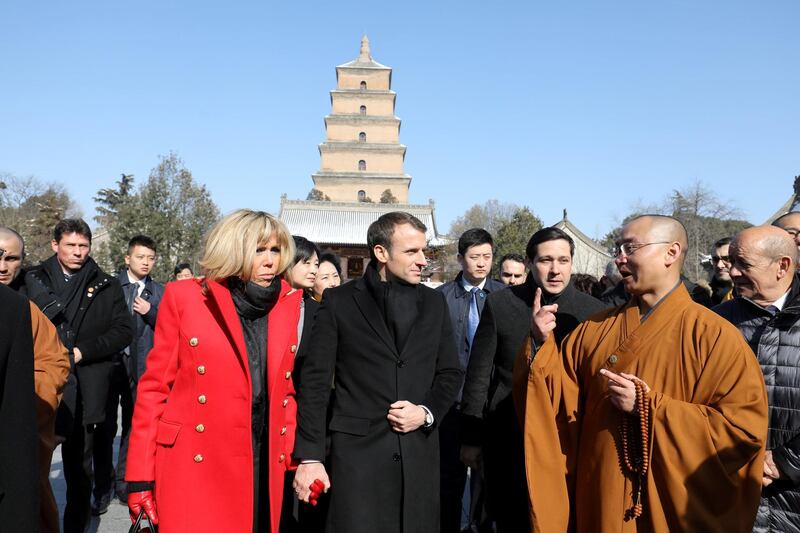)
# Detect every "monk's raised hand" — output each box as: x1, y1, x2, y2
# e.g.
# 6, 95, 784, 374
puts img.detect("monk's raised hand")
531, 287, 559, 344
600, 369, 648, 414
